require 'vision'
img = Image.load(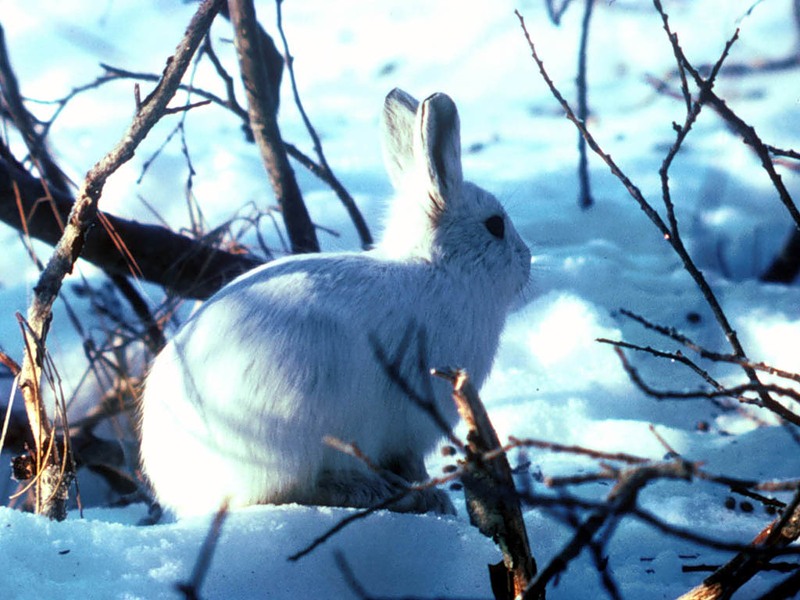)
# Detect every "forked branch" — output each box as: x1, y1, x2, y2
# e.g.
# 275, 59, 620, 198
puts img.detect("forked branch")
514, 7, 774, 418
679, 488, 800, 600
227, 0, 319, 254
16, 0, 225, 519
